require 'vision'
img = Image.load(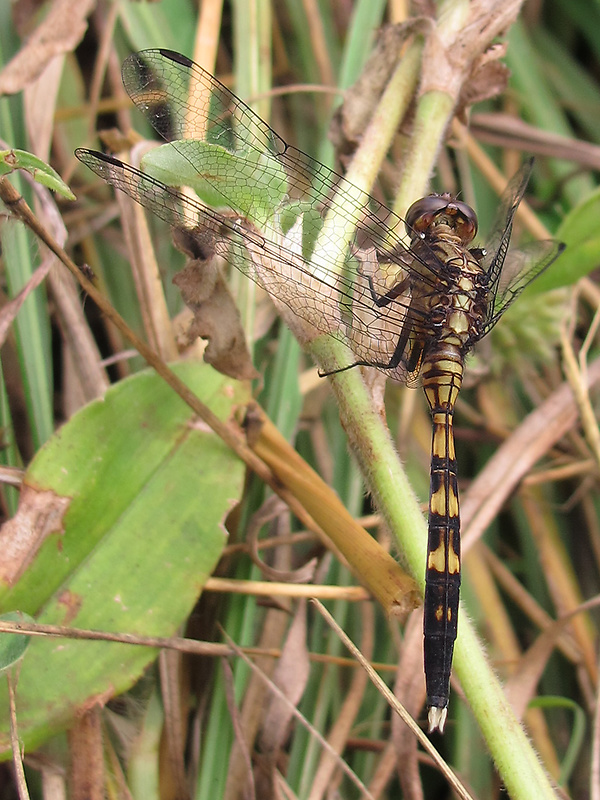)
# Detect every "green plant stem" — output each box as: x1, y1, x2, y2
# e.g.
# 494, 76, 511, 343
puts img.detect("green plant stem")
310, 36, 424, 273
393, 89, 457, 217
343, 38, 424, 195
